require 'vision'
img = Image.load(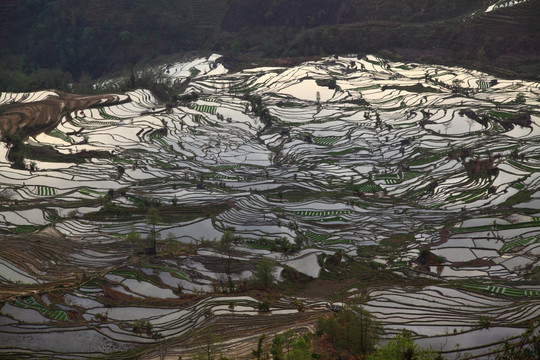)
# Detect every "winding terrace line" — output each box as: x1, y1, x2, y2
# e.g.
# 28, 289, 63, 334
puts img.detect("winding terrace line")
140, 309, 328, 360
